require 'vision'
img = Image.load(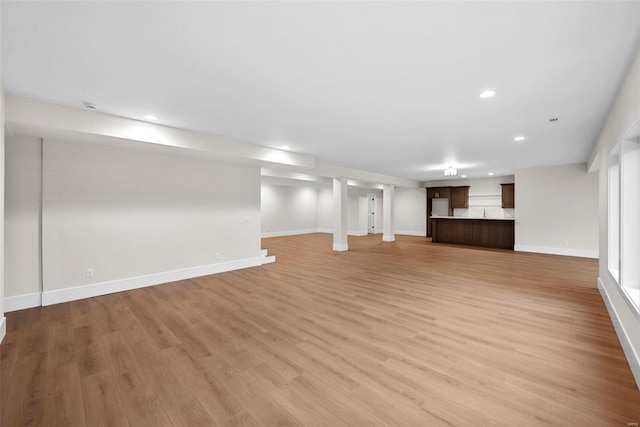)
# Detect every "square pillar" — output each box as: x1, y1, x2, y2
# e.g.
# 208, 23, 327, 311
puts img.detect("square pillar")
333, 177, 348, 251
383, 184, 395, 242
